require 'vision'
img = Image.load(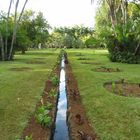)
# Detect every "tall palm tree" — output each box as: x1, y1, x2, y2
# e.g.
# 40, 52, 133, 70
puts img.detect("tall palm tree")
8, 0, 28, 60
